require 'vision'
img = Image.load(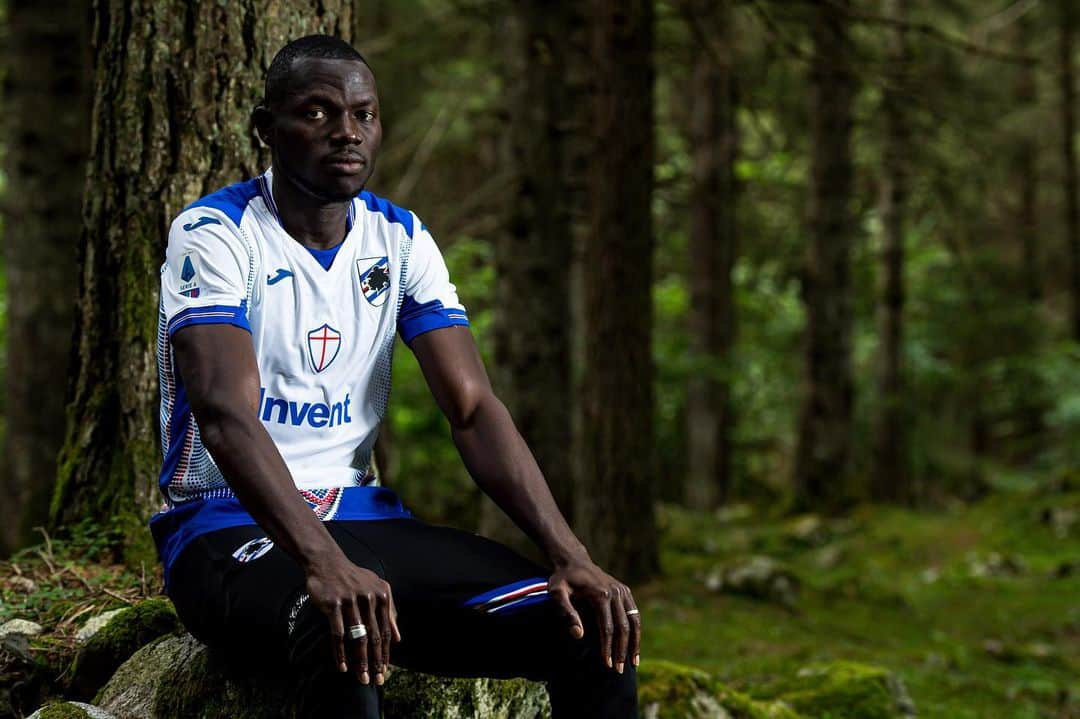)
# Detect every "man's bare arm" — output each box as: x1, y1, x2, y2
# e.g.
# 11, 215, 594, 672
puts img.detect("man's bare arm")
171, 323, 398, 682
410, 325, 642, 672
